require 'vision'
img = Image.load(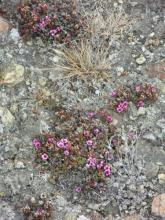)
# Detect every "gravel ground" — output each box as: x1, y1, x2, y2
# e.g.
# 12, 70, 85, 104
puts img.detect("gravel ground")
0, 0, 165, 220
